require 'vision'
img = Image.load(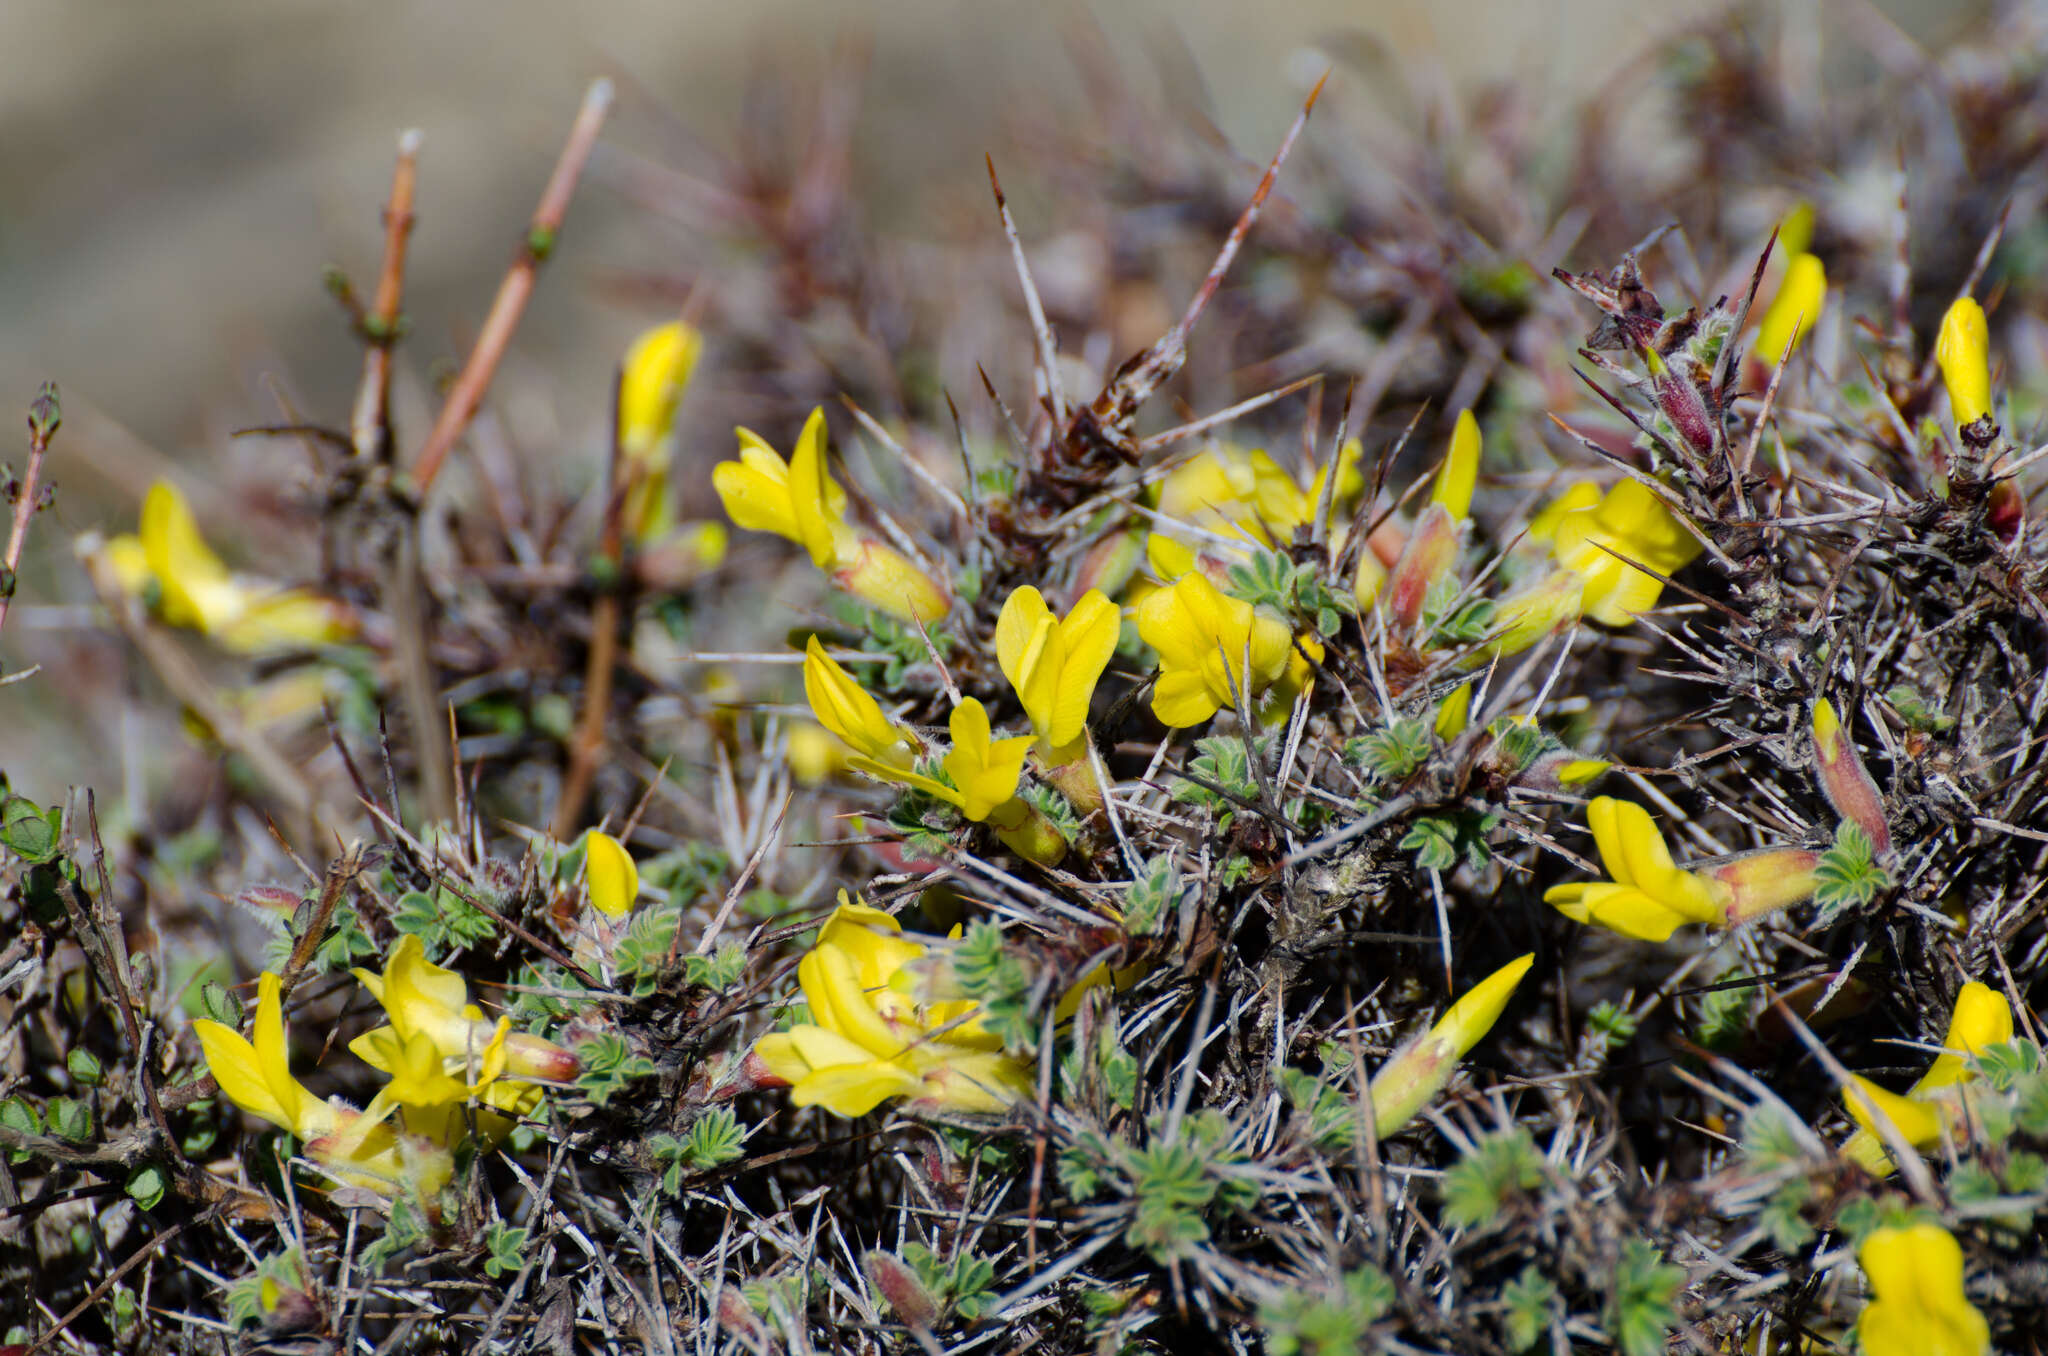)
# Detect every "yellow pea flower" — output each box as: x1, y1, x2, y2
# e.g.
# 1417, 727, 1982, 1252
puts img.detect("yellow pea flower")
192, 972, 446, 1197
995, 585, 1120, 763
785, 722, 850, 785
1368, 953, 1533, 1137
193, 972, 343, 1143
351, 935, 580, 1086
1431, 410, 1481, 521
1136, 573, 1294, 728
1856, 1225, 1988, 1356
752, 895, 1033, 1117
618, 319, 701, 462
848, 698, 1030, 824
616, 319, 704, 544
1754, 252, 1826, 362
1434, 683, 1472, 740
803, 636, 915, 766
1937, 297, 1992, 428
1545, 798, 1818, 942
106, 481, 352, 654
585, 831, 639, 919
712, 409, 950, 622
1843, 981, 2013, 1174
1547, 479, 1701, 628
